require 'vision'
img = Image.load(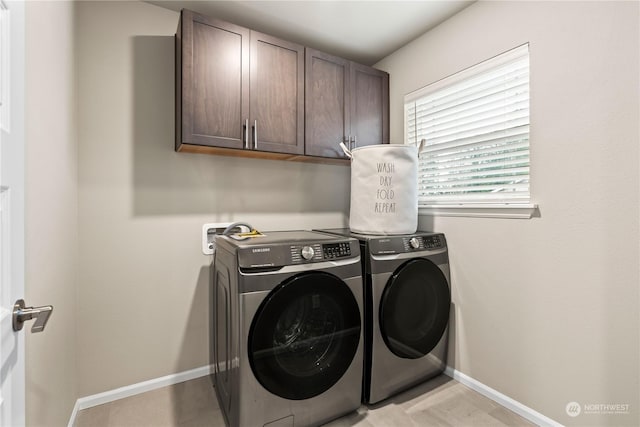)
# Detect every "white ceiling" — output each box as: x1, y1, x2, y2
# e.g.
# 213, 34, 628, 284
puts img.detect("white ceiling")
147, 1, 474, 65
